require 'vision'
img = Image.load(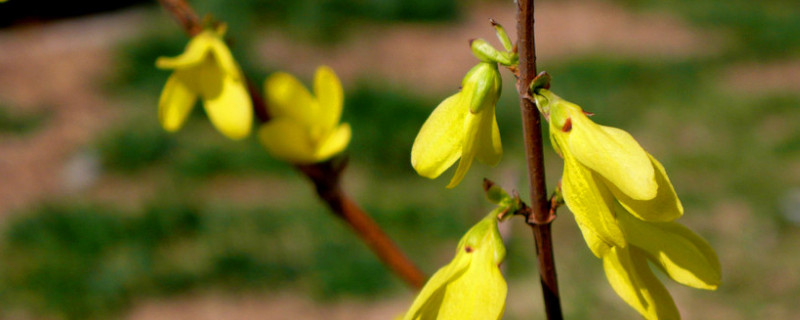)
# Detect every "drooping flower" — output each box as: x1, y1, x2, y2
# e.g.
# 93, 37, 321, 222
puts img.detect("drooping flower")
603, 209, 721, 320
402, 213, 507, 320
535, 88, 683, 257
156, 28, 252, 140
258, 66, 351, 164
411, 62, 503, 188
